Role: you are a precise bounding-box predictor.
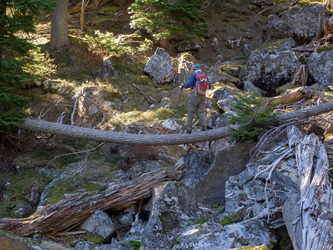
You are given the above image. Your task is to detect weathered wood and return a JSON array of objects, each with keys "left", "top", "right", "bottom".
[
  {"left": 21, "top": 101, "right": 333, "bottom": 146},
  {"left": 295, "top": 133, "right": 333, "bottom": 250},
  {"left": 0, "top": 170, "right": 179, "bottom": 237},
  {"left": 271, "top": 100, "right": 333, "bottom": 125},
  {"left": 266, "top": 87, "right": 306, "bottom": 107}
]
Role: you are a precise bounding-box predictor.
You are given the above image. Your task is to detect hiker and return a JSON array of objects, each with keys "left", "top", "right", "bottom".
[{"left": 181, "top": 64, "right": 212, "bottom": 134}]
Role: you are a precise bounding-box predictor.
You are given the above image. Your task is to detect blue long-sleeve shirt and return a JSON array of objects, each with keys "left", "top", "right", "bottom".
[{"left": 182, "top": 70, "right": 211, "bottom": 89}]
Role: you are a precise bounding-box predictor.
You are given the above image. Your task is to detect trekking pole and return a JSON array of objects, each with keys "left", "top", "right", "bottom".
[{"left": 178, "top": 85, "right": 183, "bottom": 102}]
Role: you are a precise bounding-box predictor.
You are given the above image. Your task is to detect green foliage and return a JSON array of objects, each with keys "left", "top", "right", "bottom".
[
  {"left": 107, "top": 106, "right": 185, "bottom": 130},
  {"left": 196, "top": 219, "right": 206, "bottom": 224},
  {"left": 219, "top": 218, "right": 232, "bottom": 226},
  {"left": 0, "top": 0, "right": 56, "bottom": 56},
  {"left": 0, "top": 168, "right": 52, "bottom": 218},
  {"left": 21, "top": 48, "right": 54, "bottom": 85},
  {"left": 0, "top": 59, "right": 28, "bottom": 132},
  {"left": 87, "top": 234, "right": 104, "bottom": 244},
  {"left": 129, "top": 240, "right": 141, "bottom": 250},
  {"left": 128, "top": 0, "right": 208, "bottom": 40},
  {"left": 0, "top": 0, "right": 56, "bottom": 133},
  {"left": 85, "top": 30, "right": 153, "bottom": 57},
  {"left": 226, "top": 94, "right": 276, "bottom": 143}
]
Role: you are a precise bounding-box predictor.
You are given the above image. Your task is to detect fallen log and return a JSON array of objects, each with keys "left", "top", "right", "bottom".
[
  {"left": 0, "top": 170, "right": 179, "bottom": 237},
  {"left": 265, "top": 86, "right": 310, "bottom": 107},
  {"left": 21, "top": 101, "right": 333, "bottom": 146}
]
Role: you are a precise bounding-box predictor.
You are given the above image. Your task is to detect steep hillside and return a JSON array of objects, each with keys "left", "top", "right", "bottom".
[{"left": 1, "top": 1, "right": 333, "bottom": 248}]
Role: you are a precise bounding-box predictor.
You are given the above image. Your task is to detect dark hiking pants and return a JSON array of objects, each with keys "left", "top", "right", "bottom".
[{"left": 187, "top": 91, "right": 207, "bottom": 130}]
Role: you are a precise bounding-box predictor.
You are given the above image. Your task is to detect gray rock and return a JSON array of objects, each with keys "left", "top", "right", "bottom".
[
  {"left": 81, "top": 210, "right": 116, "bottom": 241},
  {"left": 124, "top": 222, "right": 146, "bottom": 242},
  {"left": 262, "top": 4, "right": 327, "bottom": 45},
  {"left": 243, "top": 81, "right": 262, "bottom": 96},
  {"left": 283, "top": 192, "right": 302, "bottom": 250},
  {"left": 173, "top": 220, "right": 276, "bottom": 249},
  {"left": 188, "top": 143, "right": 254, "bottom": 205},
  {"left": 144, "top": 48, "right": 176, "bottom": 84},
  {"left": 140, "top": 182, "right": 199, "bottom": 250},
  {"left": 179, "top": 151, "right": 215, "bottom": 189},
  {"left": 95, "top": 59, "right": 118, "bottom": 80},
  {"left": 207, "top": 66, "right": 242, "bottom": 88},
  {"left": 216, "top": 94, "right": 238, "bottom": 112},
  {"left": 308, "top": 49, "right": 333, "bottom": 87},
  {"left": 240, "top": 38, "right": 299, "bottom": 96},
  {"left": 74, "top": 241, "right": 96, "bottom": 250}
]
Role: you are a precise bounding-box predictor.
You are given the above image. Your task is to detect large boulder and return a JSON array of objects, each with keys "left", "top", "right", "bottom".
[
  {"left": 80, "top": 210, "right": 116, "bottom": 242},
  {"left": 140, "top": 182, "right": 200, "bottom": 249},
  {"left": 240, "top": 38, "right": 299, "bottom": 96},
  {"left": 262, "top": 4, "right": 327, "bottom": 45},
  {"left": 179, "top": 143, "right": 254, "bottom": 205},
  {"left": 206, "top": 66, "right": 242, "bottom": 88},
  {"left": 144, "top": 48, "right": 176, "bottom": 84},
  {"left": 178, "top": 151, "right": 215, "bottom": 190},
  {"left": 211, "top": 83, "right": 242, "bottom": 113},
  {"left": 307, "top": 48, "right": 333, "bottom": 87},
  {"left": 173, "top": 220, "right": 276, "bottom": 249}
]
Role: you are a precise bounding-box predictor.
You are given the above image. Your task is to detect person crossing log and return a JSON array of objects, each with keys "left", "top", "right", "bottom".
[{"left": 21, "top": 101, "right": 333, "bottom": 146}]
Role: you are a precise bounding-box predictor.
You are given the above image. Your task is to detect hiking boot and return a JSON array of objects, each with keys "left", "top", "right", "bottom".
[
  {"left": 201, "top": 126, "right": 207, "bottom": 131},
  {"left": 186, "top": 129, "right": 192, "bottom": 134}
]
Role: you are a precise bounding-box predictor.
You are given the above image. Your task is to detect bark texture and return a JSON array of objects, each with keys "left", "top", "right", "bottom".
[
  {"left": 50, "top": 0, "right": 69, "bottom": 49},
  {"left": 21, "top": 101, "right": 333, "bottom": 145},
  {"left": 295, "top": 133, "right": 333, "bottom": 250},
  {"left": 0, "top": 170, "right": 179, "bottom": 237}
]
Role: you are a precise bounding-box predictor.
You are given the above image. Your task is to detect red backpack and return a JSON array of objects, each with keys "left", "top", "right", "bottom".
[{"left": 195, "top": 72, "right": 208, "bottom": 95}]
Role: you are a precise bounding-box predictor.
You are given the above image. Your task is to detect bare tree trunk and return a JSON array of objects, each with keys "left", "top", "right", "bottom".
[
  {"left": 80, "top": 0, "right": 88, "bottom": 31},
  {"left": 295, "top": 133, "right": 333, "bottom": 249},
  {"left": 0, "top": 170, "right": 179, "bottom": 237},
  {"left": 50, "top": 0, "right": 69, "bottom": 49}
]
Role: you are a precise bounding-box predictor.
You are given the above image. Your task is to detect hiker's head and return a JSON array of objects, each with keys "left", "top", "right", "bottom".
[{"left": 193, "top": 64, "right": 201, "bottom": 71}]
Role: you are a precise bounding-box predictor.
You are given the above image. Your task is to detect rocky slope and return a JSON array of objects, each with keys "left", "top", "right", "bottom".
[{"left": 1, "top": 0, "right": 333, "bottom": 249}]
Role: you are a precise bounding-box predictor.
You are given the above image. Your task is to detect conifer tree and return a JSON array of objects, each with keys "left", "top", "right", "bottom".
[
  {"left": 0, "top": 0, "right": 56, "bottom": 132},
  {"left": 226, "top": 94, "right": 276, "bottom": 143},
  {"left": 128, "top": 0, "right": 208, "bottom": 40}
]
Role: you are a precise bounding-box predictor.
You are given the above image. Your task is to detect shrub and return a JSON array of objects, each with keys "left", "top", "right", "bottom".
[{"left": 226, "top": 94, "right": 276, "bottom": 143}]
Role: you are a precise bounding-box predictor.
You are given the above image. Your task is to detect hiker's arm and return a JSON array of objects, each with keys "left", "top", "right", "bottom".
[{"left": 182, "top": 73, "right": 196, "bottom": 89}]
